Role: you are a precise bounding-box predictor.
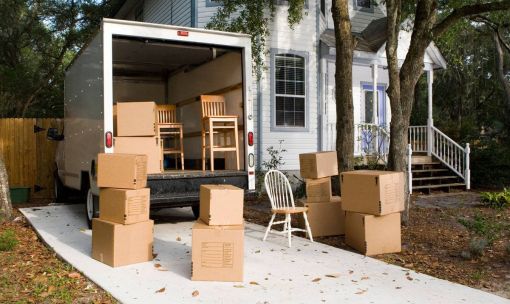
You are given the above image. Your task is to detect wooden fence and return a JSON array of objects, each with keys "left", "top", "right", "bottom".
[{"left": 0, "top": 118, "right": 63, "bottom": 199}]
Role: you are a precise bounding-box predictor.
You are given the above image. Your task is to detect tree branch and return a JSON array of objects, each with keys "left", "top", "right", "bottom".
[{"left": 433, "top": 1, "right": 510, "bottom": 37}]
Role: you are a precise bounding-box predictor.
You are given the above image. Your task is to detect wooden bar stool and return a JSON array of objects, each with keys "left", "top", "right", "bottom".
[
  {"left": 156, "top": 104, "right": 184, "bottom": 171},
  {"left": 200, "top": 95, "right": 239, "bottom": 171}
]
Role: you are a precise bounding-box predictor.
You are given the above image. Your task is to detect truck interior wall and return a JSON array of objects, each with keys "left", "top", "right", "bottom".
[
  {"left": 113, "top": 78, "right": 166, "bottom": 104},
  {"left": 167, "top": 52, "right": 245, "bottom": 170},
  {"left": 63, "top": 32, "right": 104, "bottom": 189}
]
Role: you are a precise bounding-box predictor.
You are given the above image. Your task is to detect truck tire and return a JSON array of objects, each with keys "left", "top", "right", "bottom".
[
  {"left": 85, "top": 188, "right": 99, "bottom": 229},
  {"left": 191, "top": 204, "right": 200, "bottom": 219},
  {"left": 54, "top": 170, "right": 67, "bottom": 203}
]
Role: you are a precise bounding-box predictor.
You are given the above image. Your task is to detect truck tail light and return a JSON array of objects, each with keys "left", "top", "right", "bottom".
[
  {"left": 248, "top": 132, "right": 254, "bottom": 146},
  {"left": 177, "top": 30, "right": 189, "bottom": 37},
  {"left": 105, "top": 131, "right": 113, "bottom": 148}
]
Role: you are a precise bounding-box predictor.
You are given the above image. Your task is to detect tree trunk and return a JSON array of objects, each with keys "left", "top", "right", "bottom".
[
  {"left": 331, "top": 0, "right": 355, "bottom": 181},
  {"left": 493, "top": 30, "right": 510, "bottom": 109},
  {"left": 0, "top": 154, "right": 12, "bottom": 224}
]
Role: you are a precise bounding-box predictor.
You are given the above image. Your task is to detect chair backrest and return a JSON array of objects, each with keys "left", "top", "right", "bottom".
[
  {"left": 264, "top": 170, "right": 295, "bottom": 210},
  {"left": 200, "top": 95, "right": 226, "bottom": 118},
  {"left": 156, "top": 104, "right": 177, "bottom": 124}
]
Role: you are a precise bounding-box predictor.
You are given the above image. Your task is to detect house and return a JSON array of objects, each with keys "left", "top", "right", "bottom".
[{"left": 110, "top": 0, "right": 470, "bottom": 192}]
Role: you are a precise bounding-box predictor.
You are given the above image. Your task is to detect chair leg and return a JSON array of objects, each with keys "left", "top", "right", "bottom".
[
  {"left": 209, "top": 120, "right": 214, "bottom": 171},
  {"left": 263, "top": 213, "right": 276, "bottom": 242},
  {"left": 302, "top": 212, "right": 314, "bottom": 243},
  {"left": 286, "top": 213, "right": 292, "bottom": 248},
  {"left": 234, "top": 121, "right": 239, "bottom": 170},
  {"left": 180, "top": 126, "right": 184, "bottom": 170},
  {"left": 201, "top": 124, "right": 206, "bottom": 171}
]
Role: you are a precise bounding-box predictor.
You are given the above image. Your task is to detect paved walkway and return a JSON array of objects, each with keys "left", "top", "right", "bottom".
[{"left": 20, "top": 205, "right": 509, "bottom": 304}]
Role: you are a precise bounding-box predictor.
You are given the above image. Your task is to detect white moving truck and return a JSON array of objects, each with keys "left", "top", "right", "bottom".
[{"left": 49, "top": 19, "right": 256, "bottom": 226}]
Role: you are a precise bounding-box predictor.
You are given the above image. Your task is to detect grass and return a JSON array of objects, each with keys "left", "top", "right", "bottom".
[
  {"left": 0, "top": 229, "right": 17, "bottom": 251},
  {"left": 458, "top": 213, "right": 505, "bottom": 244}
]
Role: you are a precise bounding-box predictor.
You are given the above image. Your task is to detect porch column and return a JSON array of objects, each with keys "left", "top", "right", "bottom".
[
  {"left": 372, "top": 63, "right": 378, "bottom": 125},
  {"left": 427, "top": 69, "right": 434, "bottom": 156}
]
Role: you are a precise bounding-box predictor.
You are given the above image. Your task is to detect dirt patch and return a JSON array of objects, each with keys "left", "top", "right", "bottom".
[
  {"left": 0, "top": 208, "right": 117, "bottom": 303},
  {"left": 245, "top": 193, "right": 510, "bottom": 299}
]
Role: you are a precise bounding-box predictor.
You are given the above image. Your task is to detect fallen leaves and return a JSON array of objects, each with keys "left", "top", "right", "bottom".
[
  {"left": 176, "top": 236, "right": 182, "bottom": 241},
  {"left": 312, "top": 278, "right": 321, "bottom": 282},
  {"left": 249, "top": 281, "right": 259, "bottom": 285},
  {"left": 68, "top": 272, "right": 81, "bottom": 279},
  {"left": 325, "top": 274, "right": 340, "bottom": 278},
  {"left": 192, "top": 290, "right": 199, "bottom": 297}
]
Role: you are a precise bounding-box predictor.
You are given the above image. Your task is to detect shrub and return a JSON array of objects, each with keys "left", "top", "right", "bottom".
[
  {"left": 0, "top": 229, "right": 18, "bottom": 251},
  {"left": 480, "top": 188, "right": 510, "bottom": 209},
  {"left": 468, "top": 237, "right": 488, "bottom": 257},
  {"left": 256, "top": 140, "right": 288, "bottom": 196},
  {"left": 458, "top": 213, "right": 504, "bottom": 244}
]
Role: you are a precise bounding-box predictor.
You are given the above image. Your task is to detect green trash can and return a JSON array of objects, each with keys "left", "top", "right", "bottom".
[{"left": 9, "top": 187, "right": 31, "bottom": 204}]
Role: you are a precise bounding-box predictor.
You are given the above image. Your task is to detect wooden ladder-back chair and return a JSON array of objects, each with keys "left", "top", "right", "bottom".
[
  {"left": 200, "top": 95, "right": 239, "bottom": 171},
  {"left": 156, "top": 104, "right": 184, "bottom": 170},
  {"left": 263, "top": 170, "right": 313, "bottom": 247}
]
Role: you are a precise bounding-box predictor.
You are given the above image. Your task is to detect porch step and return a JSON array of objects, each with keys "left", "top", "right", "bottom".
[
  {"left": 411, "top": 155, "right": 434, "bottom": 164},
  {"left": 412, "top": 183, "right": 465, "bottom": 190},
  {"left": 412, "top": 175, "right": 457, "bottom": 181},
  {"left": 412, "top": 168, "right": 449, "bottom": 173}
]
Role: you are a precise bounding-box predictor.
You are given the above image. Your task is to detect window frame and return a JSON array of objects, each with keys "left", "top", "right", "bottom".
[
  {"left": 205, "top": 0, "right": 222, "bottom": 7},
  {"left": 353, "top": 0, "right": 374, "bottom": 13},
  {"left": 270, "top": 49, "right": 309, "bottom": 132}
]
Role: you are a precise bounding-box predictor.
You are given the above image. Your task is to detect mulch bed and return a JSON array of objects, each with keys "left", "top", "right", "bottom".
[
  {"left": 0, "top": 208, "right": 117, "bottom": 304},
  {"left": 245, "top": 193, "right": 510, "bottom": 299}
]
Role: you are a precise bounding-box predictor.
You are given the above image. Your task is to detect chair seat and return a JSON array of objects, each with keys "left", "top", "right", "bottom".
[{"left": 271, "top": 207, "right": 308, "bottom": 214}]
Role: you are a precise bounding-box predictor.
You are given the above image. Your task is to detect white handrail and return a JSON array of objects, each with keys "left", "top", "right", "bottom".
[
  {"left": 408, "top": 125, "right": 427, "bottom": 153},
  {"left": 407, "top": 144, "right": 413, "bottom": 194}
]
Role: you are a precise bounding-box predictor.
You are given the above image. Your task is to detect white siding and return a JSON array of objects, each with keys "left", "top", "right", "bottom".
[
  {"left": 196, "top": 0, "right": 219, "bottom": 28},
  {"left": 144, "top": 0, "right": 192, "bottom": 27}
]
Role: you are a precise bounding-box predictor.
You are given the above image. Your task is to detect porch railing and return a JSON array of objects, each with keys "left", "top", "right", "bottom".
[
  {"left": 408, "top": 125, "right": 471, "bottom": 190},
  {"left": 355, "top": 123, "right": 390, "bottom": 160}
]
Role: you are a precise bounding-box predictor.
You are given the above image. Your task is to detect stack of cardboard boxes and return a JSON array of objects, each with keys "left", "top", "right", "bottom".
[
  {"left": 341, "top": 170, "right": 404, "bottom": 256},
  {"left": 191, "top": 184, "right": 244, "bottom": 282},
  {"left": 92, "top": 153, "right": 154, "bottom": 267},
  {"left": 298, "top": 151, "right": 345, "bottom": 237},
  {"left": 114, "top": 101, "right": 162, "bottom": 173}
]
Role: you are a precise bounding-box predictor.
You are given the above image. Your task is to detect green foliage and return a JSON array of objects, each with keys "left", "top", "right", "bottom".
[
  {"left": 256, "top": 140, "right": 288, "bottom": 195},
  {"left": 468, "top": 237, "right": 488, "bottom": 257},
  {"left": 0, "top": 229, "right": 18, "bottom": 251},
  {"left": 458, "top": 213, "right": 504, "bottom": 244},
  {"left": 206, "top": 0, "right": 306, "bottom": 78},
  {"left": 0, "top": 0, "right": 116, "bottom": 117},
  {"left": 480, "top": 188, "right": 510, "bottom": 209}
]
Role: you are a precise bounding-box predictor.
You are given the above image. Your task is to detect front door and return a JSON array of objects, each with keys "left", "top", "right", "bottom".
[
  {"left": 360, "top": 84, "right": 387, "bottom": 154},
  {"left": 323, "top": 61, "right": 337, "bottom": 151}
]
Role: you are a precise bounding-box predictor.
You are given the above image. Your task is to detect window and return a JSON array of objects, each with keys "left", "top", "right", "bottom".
[
  {"left": 206, "top": 0, "right": 221, "bottom": 7},
  {"left": 363, "top": 90, "right": 374, "bottom": 123},
  {"left": 320, "top": 0, "right": 326, "bottom": 16},
  {"left": 354, "top": 0, "right": 373, "bottom": 12},
  {"left": 274, "top": 53, "right": 306, "bottom": 128}
]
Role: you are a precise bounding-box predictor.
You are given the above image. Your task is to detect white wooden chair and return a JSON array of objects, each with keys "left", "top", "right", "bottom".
[{"left": 263, "top": 170, "right": 313, "bottom": 247}]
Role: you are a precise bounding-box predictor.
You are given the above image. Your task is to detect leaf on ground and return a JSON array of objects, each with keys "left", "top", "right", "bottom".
[
  {"left": 322, "top": 251, "right": 328, "bottom": 254},
  {"left": 68, "top": 272, "right": 81, "bottom": 279},
  {"left": 355, "top": 289, "right": 367, "bottom": 295},
  {"left": 155, "top": 287, "right": 166, "bottom": 293},
  {"left": 361, "top": 276, "right": 369, "bottom": 280},
  {"left": 255, "top": 250, "right": 261, "bottom": 253},
  {"left": 406, "top": 276, "right": 414, "bottom": 281},
  {"left": 40, "top": 291, "right": 50, "bottom": 298},
  {"left": 312, "top": 277, "right": 321, "bottom": 282},
  {"left": 47, "top": 285, "right": 56, "bottom": 294},
  {"left": 348, "top": 270, "right": 354, "bottom": 274},
  {"left": 249, "top": 281, "right": 259, "bottom": 285},
  {"left": 154, "top": 263, "right": 162, "bottom": 268},
  {"left": 233, "top": 285, "right": 244, "bottom": 288},
  {"left": 192, "top": 290, "right": 199, "bottom": 297},
  {"left": 176, "top": 236, "right": 182, "bottom": 241},
  {"left": 325, "top": 274, "right": 340, "bottom": 278}
]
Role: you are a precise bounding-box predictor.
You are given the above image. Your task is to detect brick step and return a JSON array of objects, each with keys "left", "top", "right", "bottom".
[
  {"left": 412, "top": 175, "right": 458, "bottom": 181},
  {"left": 413, "top": 183, "right": 465, "bottom": 190}
]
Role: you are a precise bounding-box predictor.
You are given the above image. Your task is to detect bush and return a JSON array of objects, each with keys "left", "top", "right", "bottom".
[
  {"left": 468, "top": 237, "right": 488, "bottom": 257},
  {"left": 0, "top": 229, "right": 18, "bottom": 251},
  {"left": 458, "top": 213, "right": 504, "bottom": 244},
  {"left": 471, "top": 140, "right": 510, "bottom": 188},
  {"left": 256, "top": 140, "right": 288, "bottom": 197},
  {"left": 480, "top": 188, "right": 510, "bottom": 209}
]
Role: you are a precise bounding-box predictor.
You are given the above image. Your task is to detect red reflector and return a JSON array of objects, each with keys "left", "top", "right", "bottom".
[
  {"left": 105, "top": 131, "right": 113, "bottom": 148},
  {"left": 177, "top": 30, "right": 189, "bottom": 37},
  {"left": 248, "top": 132, "right": 254, "bottom": 146},
  {"left": 249, "top": 171, "right": 255, "bottom": 175}
]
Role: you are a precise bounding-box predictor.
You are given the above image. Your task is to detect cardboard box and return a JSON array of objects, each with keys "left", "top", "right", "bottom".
[
  {"left": 97, "top": 153, "right": 147, "bottom": 189},
  {"left": 340, "top": 170, "right": 405, "bottom": 215},
  {"left": 299, "top": 151, "right": 338, "bottom": 179},
  {"left": 298, "top": 197, "right": 345, "bottom": 237},
  {"left": 92, "top": 218, "right": 154, "bottom": 267},
  {"left": 99, "top": 188, "right": 150, "bottom": 225},
  {"left": 116, "top": 101, "right": 156, "bottom": 136},
  {"left": 345, "top": 212, "right": 401, "bottom": 256},
  {"left": 191, "top": 220, "right": 244, "bottom": 282},
  {"left": 200, "top": 185, "right": 244, "bottom": 226},
  {"left": 114, "top": 137, "right": 162, "bottom": 174},
  {"left": 305, "top": 177, "right": 332, "bottom": 203}
]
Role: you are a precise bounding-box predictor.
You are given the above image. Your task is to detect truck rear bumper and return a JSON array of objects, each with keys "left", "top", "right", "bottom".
[{"left": 147, "top": 170, "right": 254, "bottom": 208}]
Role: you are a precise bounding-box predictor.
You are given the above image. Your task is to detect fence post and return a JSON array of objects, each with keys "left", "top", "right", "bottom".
[
  {"left": 407, "top": 143, "right": 413, "bottom": 194},
  {"left": 465, "top": 143, "right": 470, "bottom": 190}
]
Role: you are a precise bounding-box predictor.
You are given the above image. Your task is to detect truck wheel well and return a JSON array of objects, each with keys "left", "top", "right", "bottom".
[{"left": 80, "top": 171, "right": 90, "bottom": 193}]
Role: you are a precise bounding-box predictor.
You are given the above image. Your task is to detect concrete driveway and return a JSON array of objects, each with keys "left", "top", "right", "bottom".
[{"left": 20, "top": 205, "right": 509, "bottom": 304}]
